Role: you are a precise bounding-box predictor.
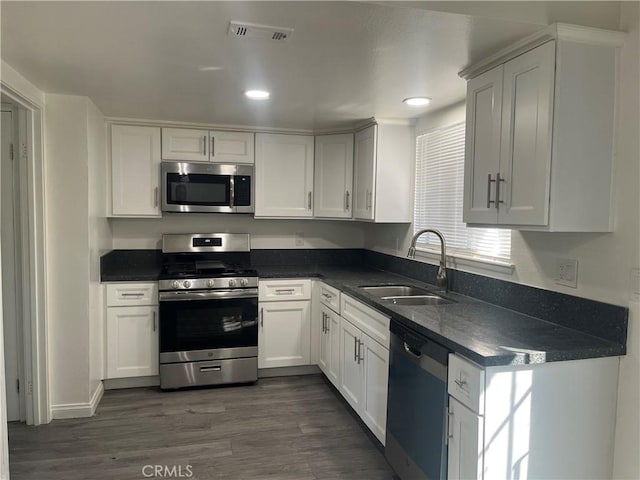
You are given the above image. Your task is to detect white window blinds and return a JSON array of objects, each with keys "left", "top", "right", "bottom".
[{"left": 414, "top": 122, "right": 511, "bottom": 260}]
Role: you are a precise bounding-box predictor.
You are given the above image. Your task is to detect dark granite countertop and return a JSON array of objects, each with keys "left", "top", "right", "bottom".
[
  {"left": 101, "top": 251, "right": 626, "bottom": 367},
  {"left": 258, "top": 266, "right": 625, "bottom": 367}
]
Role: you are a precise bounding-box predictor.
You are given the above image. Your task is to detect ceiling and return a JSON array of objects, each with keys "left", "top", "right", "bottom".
[{"left": 0, "top": 1, "right": 622, "bottom": 130}]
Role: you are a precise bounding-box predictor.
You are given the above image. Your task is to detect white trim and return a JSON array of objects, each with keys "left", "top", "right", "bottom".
[
  {"left": 89, "top": 382, "right": 104, "bottom": 416},
  {"left": 0, "top": 61, "right": 45, "bottom": 108},
  {"left": 415, "top": 246, "right": 515, "bottom": 276},
  {"left": 459, "top": 23, "right": 626, "bottom": 80}
]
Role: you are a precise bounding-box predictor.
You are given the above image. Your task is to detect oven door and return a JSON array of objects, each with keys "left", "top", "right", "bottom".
[
  {"left": 158, "top": 289, "right": 258, "bottom": 363},
  {"left": 161, "top": 162, "right": 254, "bottom": 213}
]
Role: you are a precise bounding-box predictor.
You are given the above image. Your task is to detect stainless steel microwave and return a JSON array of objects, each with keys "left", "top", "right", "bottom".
[{"left": 161, "top": 161, "right": 254, "bottom": 213}]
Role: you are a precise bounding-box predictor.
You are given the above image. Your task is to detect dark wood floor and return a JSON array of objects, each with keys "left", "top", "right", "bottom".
[{"left": 8, "top": 375, "right": 395, "bottom": 480}]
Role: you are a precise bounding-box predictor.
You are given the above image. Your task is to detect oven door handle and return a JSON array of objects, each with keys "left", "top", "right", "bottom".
[{"left": 159, "top": 289, "right": 258, "bottom": 302}]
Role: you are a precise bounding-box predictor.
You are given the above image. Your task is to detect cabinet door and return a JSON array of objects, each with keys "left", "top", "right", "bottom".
[
  {"left": 255, "top": 133, "right": 314, "bottom": 217},
  {"left": 258, "top": 301, "right": 311, "bottom": 368},
  {"left": 106, "top": 306, "right": 159, "bottom": 378},
  {"left": 111, "top": 125, "right": 162, "bottom": 217},
  {"left": 161, "top": 128, "right": 209, "bottom": 162},
  {"left": 353, "top": 125, "right": 376, "bottom": 220},
  {"left": 462, "top": 66, "right": 502, "bottom": 225},
  {"left": 447, "top": 397, "right": 484, "bottom": 480},
  {"left": 339, "top": 318, "right": 364, "bottom": 412},
  {"left": 210, "top": 131, "right": 254, "bottom": 164},
  {"left": 327, "top": 310, "right": 341, "bottom": 387},
  {"left": 498, "top": 41, "right": 555, "bottom": 226},
  {"left": 314, "top": 134, "right": 354, "bottom": 218},
  {"left": 361, "top": 333, "right": 389, "bottom": 445},
  {"left": 318, "top": 305, "right": 331, "bottom": 377}
]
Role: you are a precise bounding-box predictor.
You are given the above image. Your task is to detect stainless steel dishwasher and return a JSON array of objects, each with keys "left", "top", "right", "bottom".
[{"left": 386, "top": 320, "right": 450, "bottom": 480}]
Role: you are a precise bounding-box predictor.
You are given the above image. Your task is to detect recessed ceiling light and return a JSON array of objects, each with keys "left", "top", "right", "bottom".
[
  {"left": 245, "top": 90, "right": 270, "bottom": 100},
  {"left": 403, "top": 97, "right": 431, "bottom": 107},
  {"left": 198, "top": 66, "right": 224, "bottom": 72}
]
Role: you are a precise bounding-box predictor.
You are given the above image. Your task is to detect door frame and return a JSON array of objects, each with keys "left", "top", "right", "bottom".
[{"left": 0, "top": 81, "right": 50, "bottom": 428}]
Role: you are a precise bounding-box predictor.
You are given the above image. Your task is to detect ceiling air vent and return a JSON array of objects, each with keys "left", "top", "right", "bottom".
[{"left": 228, "top": 21, "right": 294, "bottom": 42}]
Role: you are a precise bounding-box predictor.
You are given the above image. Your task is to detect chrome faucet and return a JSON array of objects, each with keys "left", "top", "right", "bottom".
[{"left": 407, "top": 229, "right": 448, "bottom": 293}]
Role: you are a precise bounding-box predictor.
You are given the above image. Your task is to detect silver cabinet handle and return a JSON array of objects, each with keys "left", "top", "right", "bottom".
[
  {"left": 357, "top": 339, "right": 363, "bottom": 364},
  {"left": 325, "top": 313, "right": 330, "bottom": 333},
  {"left": 454, "top": 378, "right": 468, "bottom": 389},
  {"left": 275, "top": 288, "right": 295, "bottom": 295},
  {"left": 154, "top": 186, "right": 159, "bottom": 207},
  {"left": 152, "top": 311, "right": 156, "bottom": 332},
  {"left": 487, "top": 174, "right": 495, "bottom": 208},
  {"left": 496, "top": 172, "right": 505, "bottom": 209},
  {"left": 322, "top": 293, "right": 332, "bottom": 299},
  {"left": 322, "top": 312, "right": 326, "bottom": 333},
  {"left": 210, "top": 136, "right": 215, "bottom": 158},
  {"left": 354, "top": 336, "right": 358, "bottom": 362},
  {"left": 447, "top": 408, "right": 454, "bottom": 442},
  {"left": 345, "top": 191, "right": 350, "bottom": 211},
  {"left": 366, "top": 190, "right": 373, "bottom": 210},
  {"left": 203, "top": 135, "right": 207, "bottom": 156},
  {"left": 260, "top": 307, "right": 264, "bottom": 327},
  {"left": 308, "top": 191, "right": 312, "bottom": 210},
  {"left": 121, "top": 292, "right": 144, "bottom": 297}
]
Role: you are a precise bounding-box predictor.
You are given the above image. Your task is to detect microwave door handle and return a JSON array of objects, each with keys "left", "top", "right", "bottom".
[{"left": 229, "top": 176, "right": 235, "bottom": 208}]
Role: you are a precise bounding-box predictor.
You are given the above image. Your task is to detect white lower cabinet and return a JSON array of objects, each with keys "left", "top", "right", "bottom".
[
  {"left": 258, "top": 301, "right": 311, "bottom": 368},
  {"left": 105, "top": 283, "right": 159, "bottom": 379},
  {"left": 338, "top": 316, "right": 389, "bottom": 445},
  {"left": 258, "top": 279, "right": 312, "bottom": 369},
  {"left": 447, "top": 353, "right": 621, "bottom": 479},
  {"left": 318, "top": 304, "right": 340, "bottom": 387},
  {"left": 447, "top": 397, "right": 484, "bottom": 480}
]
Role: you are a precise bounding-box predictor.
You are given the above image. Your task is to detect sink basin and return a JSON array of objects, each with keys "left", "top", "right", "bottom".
[
  {"left": 382, "top": 295, "right": 454, "bottom": 306},
  {"left": 359, "top": 284, "right": 432, "bottom": 297}
]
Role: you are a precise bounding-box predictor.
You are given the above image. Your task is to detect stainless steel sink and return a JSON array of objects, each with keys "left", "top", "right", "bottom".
[
  {"left": 382, "top": 295, "right": 454, "bottom": 306},
  {"left": 359, "top": 285, "right": 432, "bottom": 297}
]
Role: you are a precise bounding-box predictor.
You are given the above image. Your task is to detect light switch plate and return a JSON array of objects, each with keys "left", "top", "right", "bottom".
[{"left": 555, "top": 258, "right": 578, "bottom": 288}]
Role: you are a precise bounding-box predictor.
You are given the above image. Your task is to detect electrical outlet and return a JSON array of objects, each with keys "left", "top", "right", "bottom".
[
  {"left": 555, "top": 258, "right": 578, "bottom": 288},
  {"left": 295, "top": 232, "right": 304, "bottom": 247}
]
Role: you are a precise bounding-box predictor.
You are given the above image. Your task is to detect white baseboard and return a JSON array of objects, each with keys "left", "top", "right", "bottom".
[{"left": 51, "top": 382, "right": 104, "bottom": 419}]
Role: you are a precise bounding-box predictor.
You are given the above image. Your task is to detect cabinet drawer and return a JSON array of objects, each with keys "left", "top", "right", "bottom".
[
  {"left": 259, "top": 279, "right": 311, "bottom": 301},
  {"left": 106, "top": 283, "right": 158, "bottom": 307},
  {"left": 319, "top": 282, "right": 340, "bottom": 313},
  {"left": 340, "top": 294, "right": 389, "bottom": 348},
  {"left": 448, "top": 354, "right": 485, "bottom": 414}
]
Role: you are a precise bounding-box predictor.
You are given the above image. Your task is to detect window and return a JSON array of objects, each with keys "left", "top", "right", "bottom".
[{"left": 414, "top": 122, "right": 511, "bottom": 262}]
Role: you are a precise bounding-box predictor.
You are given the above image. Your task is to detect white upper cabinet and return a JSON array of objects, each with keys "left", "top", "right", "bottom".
[
  {"left": 462, "top": 24, "right": 624, "bottom": 231},
  {"left": 110, "top": 125, "right": 162, "bottom": 217},
  {"left": 255, "top": 133, "right": 314, "bottom": 218},
  {"left": 314, "top": 133, "right": 354, "bottom": 219},
  {"left": 353, "top": 123, "right": 413, "bottom": 223},
  {"left": 162, "top": 127, "right": 254, "bottom": 164}
]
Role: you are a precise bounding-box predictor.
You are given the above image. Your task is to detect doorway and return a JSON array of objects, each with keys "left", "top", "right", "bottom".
[{"left": 1, "top": 102, "right": 25, "bottom": 423}]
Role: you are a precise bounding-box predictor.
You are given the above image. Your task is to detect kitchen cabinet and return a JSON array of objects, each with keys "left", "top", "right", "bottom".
[
  {"left": 162, "top": 128, "right": 254, "bottom": 164},
  {"left": 258, "top": 279, "right": 312, "bottom": 368},
  {"left": 105, "top": 283, "right": 159, "bottom": 379},
  {"left": 446, "top": 353, "right": 620, "bottom": 479},
  {"left": 338, "top": 294, "right": 389, "bottom": 444},
  {"left": 255, "top": 133, "right": 314, "bottom": 218},
  {"left": 462, "top": 25, "right": 624, "bottom": 231},
  {"left": 314, "top": 133, "right": 354, "bottom": 219},
  {"left": 110, "top": 125, "right": 162, "bottom": 217},
  {"left": 318, "top": 282, "right": 341, "bottom": 387},
  {"left": 353, "top": 123, "right": 413, "bottom": 223}
]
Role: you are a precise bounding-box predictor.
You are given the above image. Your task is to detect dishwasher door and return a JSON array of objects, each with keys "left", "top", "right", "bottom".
[{"left": 386, "top": 321, "right": 449, "bottom": 480}]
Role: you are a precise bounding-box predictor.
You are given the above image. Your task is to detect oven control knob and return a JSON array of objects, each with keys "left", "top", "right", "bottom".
[
  {"left": 240, "top": 278, "right": 248, "bottom": 287},
  {"left": 207, "top": 279, "right": 215, "bottom": 288},
  {"left": 228, "top": 279, "right": 237, "bottom": 288},
  {"left": 171, "top": 281, "right": 180, "bottom": 289},
  {"left": 183, "top": 280, "right": 191, "bottom": 289}
]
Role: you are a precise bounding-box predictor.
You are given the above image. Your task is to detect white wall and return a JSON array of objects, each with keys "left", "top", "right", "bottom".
[
  {"left": 111, "top": 216, "right": 365, "bottom": 250},
  {"left": 45, "top": 94, "right": 110, "bottom": 411}
]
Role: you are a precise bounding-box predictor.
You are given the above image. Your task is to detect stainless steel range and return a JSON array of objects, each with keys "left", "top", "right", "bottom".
[{"left": 158, "top": 233, "right": 258, "bottom": 389}]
